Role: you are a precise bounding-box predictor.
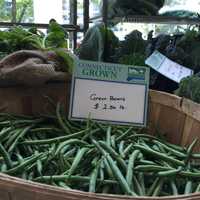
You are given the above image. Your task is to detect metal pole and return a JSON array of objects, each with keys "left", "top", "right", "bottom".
[
  {"left": 102, "top": 0, "right": 108, "bottom": 61},
  {"left": 83, "top": 0, "right": 89, "bottom": 34},
  {"left": 12, "top": 0, "right": 17, "bottom": 23},
  {"left": 102, "top": 0, "right": 108, "bottom": 26},
  {"left": 70, "top": 0, "right": 77, "bottom": 49}
]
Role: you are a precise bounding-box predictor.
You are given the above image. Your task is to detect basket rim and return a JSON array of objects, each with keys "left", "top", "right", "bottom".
[{"left": 0, "top": 173, "right": 199, "bottom": 200}]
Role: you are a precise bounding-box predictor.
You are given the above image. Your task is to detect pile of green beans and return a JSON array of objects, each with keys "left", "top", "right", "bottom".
[{"left": 0, "top": 103, "right": 200, "bottom": 197}]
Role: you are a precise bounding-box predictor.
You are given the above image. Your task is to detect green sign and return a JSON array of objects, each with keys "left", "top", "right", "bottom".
[{"left": 69, "top": 60, "right": 149, "bottom": 126}]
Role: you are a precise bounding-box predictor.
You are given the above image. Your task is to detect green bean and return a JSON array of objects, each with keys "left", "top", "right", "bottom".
[
  {"left": 89, "top": 164, "right": 99, "bottom": 193},
  {"left": 82, "top": 127, "right": 100, "bottom": 141},
  {"left": 23, "top": 153, "right": 48, "bottom": 172},
  {"left": 119, "top": 141, "right": 125, "bottom": 158},
  {"left": 63, "top": 118, "right": 77, "bottom": 132},
  {"left": 192, "top": 153, "right": 200, "bottom": 159},
  {"left": 5, "top": 128, "right": 22, "bottom": 148},
  {"left": 66, "top": 147, "right": 89, "bottom": 177},
  {"left": 16, "top": 154, "right": 27, "bottom": 179},
  {"left": 170, "top": 180, "right": 178, "bottom": 195},
  {"left": 55, "top": 139, "right": 88, "bottom": 155},
  {"left": 195, "top": 183, "right": 200, "bottom": 193},
  {"left": 179, "top": 171, "right": 200, "bottom": 178},
  {"left": 94, "top": 122, "right": 106, "bottom": 132},
  {"left": 130, "top": 134, "right": 186, "bottom": 152},
  {"left": 99, "top": 141, "right": 127, "bottom": 171},
  {"left": 8, "top": 126, "right": 32, "bottom": 153},
  {"left": 135, "top": 165, "right": 171, "bottom": 172},
  {"left": 60, "top": 145, "right": 70, "bottom": 154},
  {"left": 56, "top": 103, "right": 71, "bottom": 134},
  {"left": 58, "top": 182, "right": 71, "bottom": 190},
  {"left": 185, "top": 138, "right": 198, "bottom": 164},
  {"left": 106, "top": 126, "right": 111, "bottom": 147},
  {"left": 111, "top": 135, "right": 116, "bottom": 149},
  {"left": 0, "top": 143, "right": 12, "bottom": 169},
  {"left": 152, "top": 144, "right": 161, "bottom": 152},
  {"left": 63, "top": 148, "right": 77, "bottom": 159},
  {"left": 138, "top": 173, "right": 145, "bottom": 195},
  {"left": 1, "top": 164, "right": 7, "bottom": 171},
  {"left": 137, "top": 160, "right": 156, "bottom": 165},
  {"left": 152, "top": 179, "right": 163, "bottom": 197},
  {"left": 133, "top": 175, "right": 143, "bottom": 196},
  {"left": 35, "top": 175, "right": 118, "bottom": 185},
  {"left": 153, "top": 140, "right": 186, "bottom": 158},
  {"left": 103, "top": 158, "right": 114, "bottom": 179},
  {"left": 134, "top": 144, "right": 185, "bottom": 166},
  {"left": 126, "top": 150, "right": 140, "bottom": 188},
  {"left": 123, "top": 144, "right": 133, "bottom": 157},
  {"left": 5, "top": 153, "right": 43, "bottom": 175},
  {"left": 91, "top": 157, "right": 98, "bottom": 167},
  {"left": 157, "top": 167, "right": 182, "bottom": 177},
  {"left": 35, "top": 151, "right": 42, "bottom": 175},
  {"left": 100, "top": 160, "right": 104, "bottom": 181},
  {"left": 147, "top": 178, "right": 160, "bottom": 196},
  {"left": 184, "top": 180, "right": 193, "bottom": 194},
  {"left": 116, "top": 127, "right": 134, "bottom": 142},
  {"left": 21, "top": 129, "right": 89, "bottom": 145},
  {"left": 106, "top": 154, "right": 136, "bottom": 196},
  {"left": 30, "top": 127, "right": 62, "bottom": 133},
  {"left": 28, "top": 171, "right": 34, "bottom": 180},
  {"left": 0, "top": 127, "right": 12, "bottom": 140}
]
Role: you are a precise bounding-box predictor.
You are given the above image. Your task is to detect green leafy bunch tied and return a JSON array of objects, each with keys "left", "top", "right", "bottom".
[
  {"left": 46, "top": 20, "right": 68, "bottom": 49},
  {"left": 176, "top": 75, "right": 200, "bottom": 103}
]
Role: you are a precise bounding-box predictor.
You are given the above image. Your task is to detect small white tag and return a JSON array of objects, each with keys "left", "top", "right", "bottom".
[{"left": 145, "top": 51, "right": 193, "bottom": 83}]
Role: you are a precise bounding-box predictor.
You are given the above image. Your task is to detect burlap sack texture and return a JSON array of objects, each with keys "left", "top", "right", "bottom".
[{"left": 0, "top": 50, "right": 69, "bottom": 86}]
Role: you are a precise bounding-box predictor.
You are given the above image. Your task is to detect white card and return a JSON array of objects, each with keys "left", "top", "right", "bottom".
[{"left": 145, "top": 51, "right": 193, "bottom": 83}]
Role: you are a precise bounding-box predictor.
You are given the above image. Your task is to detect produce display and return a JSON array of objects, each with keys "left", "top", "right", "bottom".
[
  {"left": 78, "top": 25, "right": 200, "bottom": 102},
  {"left": 0, "top": 104, "right": 200, "bottom": 197}
]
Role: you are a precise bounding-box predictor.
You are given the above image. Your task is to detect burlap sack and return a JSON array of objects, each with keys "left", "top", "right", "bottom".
[{"left": 0, "top": 50, "right": 68, "bottom": 86}]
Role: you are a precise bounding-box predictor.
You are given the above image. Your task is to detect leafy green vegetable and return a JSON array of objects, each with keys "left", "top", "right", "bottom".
[
  {"left": 119, "top": 53, "right": 146, "bottom": 66},
  {"left": 54, "top": 49, "right": 75, "bottom": 73},
  {"left": 77, "top": 24, "right": 119, "bottom": 62},
  {"left": 176, "top": 75, "right": 200, "bottom": 103},
  {"left": 0, "top": 23, "right": 69, "bottom": 60},
  {"left": 45, "top": 21, "right": 68, "bottom": 49}
]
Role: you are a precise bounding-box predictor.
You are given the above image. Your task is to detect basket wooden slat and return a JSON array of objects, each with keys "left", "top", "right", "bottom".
[{"left": 0, "top": 83, "right": 200, "bottom": 200}]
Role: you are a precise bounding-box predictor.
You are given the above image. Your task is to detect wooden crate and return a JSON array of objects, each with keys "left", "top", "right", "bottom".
[{"left": 0, "top": 84, "right": 200, "bottom": 200}]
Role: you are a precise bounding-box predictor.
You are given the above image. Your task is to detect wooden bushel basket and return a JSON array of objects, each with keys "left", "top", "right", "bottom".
[{"left": 0, "top": 83, "right": 200, "bottom": 200}]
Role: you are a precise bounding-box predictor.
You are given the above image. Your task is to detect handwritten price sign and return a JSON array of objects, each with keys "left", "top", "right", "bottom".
[{"left": 69, "top": 60, "right": 149, "bottom": 126}]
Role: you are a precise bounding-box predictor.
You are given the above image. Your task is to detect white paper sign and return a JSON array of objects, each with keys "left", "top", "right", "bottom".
[
  {"left": 145, "top": 51, "right": 193, "bottom": 83},
  {"left": 69, "top": 60, "right": 150, "bottom": 126}
]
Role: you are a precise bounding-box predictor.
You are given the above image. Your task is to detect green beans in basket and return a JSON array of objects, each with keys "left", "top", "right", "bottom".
[{"left": 0, "top": 104, "right": 200, "bottom": 197}]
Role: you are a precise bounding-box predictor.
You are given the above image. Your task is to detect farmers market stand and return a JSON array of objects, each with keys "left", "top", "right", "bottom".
[
  {"left": 1, "top": 1, "right": 200, "bottom": 199},
  {"left": 0, "top": 83, "right": 200, "bottom": 200}
]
